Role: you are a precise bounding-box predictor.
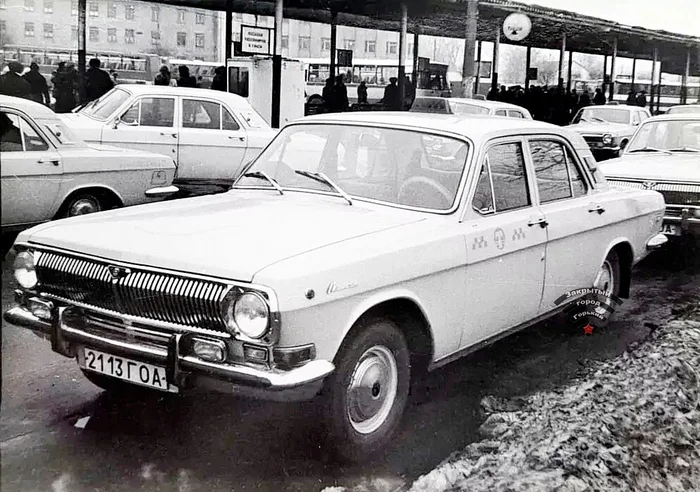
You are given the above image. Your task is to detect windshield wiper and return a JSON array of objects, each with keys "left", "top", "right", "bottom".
[
  {"left": 243, "top": 171, "right": 284, "bottom": 195},
  {"left": 294, "top": 170, "right": 353, "bottom": 206},
  {"left": 627, "top": 147, "right": 673, "bottom": 155},
  {"left": 668, "top": 147, "right": 700, "bottom": 153},
  {"left": 590, "top": 116, "right": 607, "bottom": 123}
]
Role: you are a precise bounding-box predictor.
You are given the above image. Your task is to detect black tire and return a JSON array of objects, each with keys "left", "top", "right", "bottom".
[
  {"left": 60, "top": 193, "right": 104, "bottom": 219},
  {"left": 323, "top": 318, "right": 410, "bottom": 462}
]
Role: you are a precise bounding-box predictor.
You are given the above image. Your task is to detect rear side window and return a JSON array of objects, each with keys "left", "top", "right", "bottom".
[
  {"left": 508, "top": 110, "right": 525, "bottom": 119},
  {"left": 530, "top": 140, "right": 588, "bottom": 202},
  {"left": 495, "top": 109, "right": 507, "bottom": 117}
]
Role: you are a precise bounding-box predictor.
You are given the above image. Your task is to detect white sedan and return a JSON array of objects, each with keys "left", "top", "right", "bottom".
[
  {"left": 569, "top": 105, "right": 651, "bottom": 159},
  {"left": 61, "top": 85, "right": 278, "bottom": 190},
  {"left": 1, "top": 95, "right": 176, "bottom": 235},
  {"left": 410, "top": 97, "right": 533, "bottom": 119},
  {"left": 5, "top": 113, "right": 667, "bottom": 462}
]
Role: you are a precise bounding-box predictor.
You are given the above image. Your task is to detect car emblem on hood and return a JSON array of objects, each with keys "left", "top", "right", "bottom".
[
  {"left": 108, "top": 265, "right": 130, "bottom": 279},
  {"left": 642, "top": 181, "right": 657, "bottom": 190}
]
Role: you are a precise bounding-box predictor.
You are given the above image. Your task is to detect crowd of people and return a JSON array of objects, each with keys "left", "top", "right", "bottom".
[{"left": 314, "top": 74, "right": 416, "bottom": 113}]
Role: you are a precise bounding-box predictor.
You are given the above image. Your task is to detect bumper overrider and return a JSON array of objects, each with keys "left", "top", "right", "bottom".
[{"left": 4, "top": 296, "right": 334, "bottom": 402}]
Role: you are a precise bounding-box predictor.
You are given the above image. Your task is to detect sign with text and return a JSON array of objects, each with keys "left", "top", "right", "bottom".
[{"left": 241, "top": 25, "right": 272, "bottom": 55}]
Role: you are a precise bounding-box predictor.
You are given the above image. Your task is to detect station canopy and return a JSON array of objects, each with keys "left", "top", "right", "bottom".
[{"left": 155, "top": 0, "right": 700, "bottom": 75}]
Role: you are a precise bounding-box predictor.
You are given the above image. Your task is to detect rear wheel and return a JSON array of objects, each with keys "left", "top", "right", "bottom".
[
  {"left": 323, "top": 318, "right": 410, "bottom": 462},
  {"left": 62, "top": 193, "right": 103, "bottom": 218},
  {"left": 594, "top": 249, "right": 621, "bottom": 297}
]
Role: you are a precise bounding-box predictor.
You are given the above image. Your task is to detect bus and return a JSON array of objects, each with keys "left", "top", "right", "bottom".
[
  {"left": 590, "top": 75, "right": 700, "bottom": 112},
  {"left": 300, "top": 57, "right": 451, "bottom": 104}
]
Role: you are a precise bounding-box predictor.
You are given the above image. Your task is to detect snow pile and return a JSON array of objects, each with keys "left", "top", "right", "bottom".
[{"left": 410, "top": 318, "right": 700, "bottom": 492}]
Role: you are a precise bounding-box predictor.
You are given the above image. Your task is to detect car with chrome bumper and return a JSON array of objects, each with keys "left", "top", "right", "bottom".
[
  {"left": 569, "top": 105, "right": 651, "bottom": 160},
  {"left": 600, "top": 113, "right": 700, "bottom": 238},
  {"left": 4, "top": 113, "right": 667, "bottom": 462}
]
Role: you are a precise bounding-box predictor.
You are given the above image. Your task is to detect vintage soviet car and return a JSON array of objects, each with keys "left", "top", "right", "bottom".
[
  {"left": 600, "top": 113, "right": 700, "bottom": 238},
  {"left": 666, "top": 104, "right": 700, "bottom": 115},
  {"left": 60, "top": 85, "right": 278, "bottom": 193},
  {"left": 569, "top": 105, "right": 652, "bottom": 159},
  {"left": 5, "top": 113, "right": 668, "bottom": 462},
  {"left": 410, "top": 97, "right": 533, "bottom": 119},
  {"left": 1, "top": 95, "right": 177, "bottom": 234}
]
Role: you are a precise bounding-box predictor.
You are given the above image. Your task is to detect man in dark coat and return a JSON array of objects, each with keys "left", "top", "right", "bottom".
[
  {"left": 593, "top": 88, "right": 607, "bottom": 105},
  {"left": 210, "top": 66, "right": 227, "bottom": 91},
  {"left": 635, "top": 91, "right": 647, "bottom": 108},
  {"left": 381, "top": 77, "right": 401, "bottom": 111},
  {"left": 154, "top": 66, "right": 171, "bottom": 86},
  {"left": 626, "top": 90, "right": 636, "bottom": 106},
  {"left": 52, "top": 62, "right": 78, "bottom": 113},
  {"left": 331, "top": 74, "right": 349, "bottom": 112},
  {"left": 177, "top": 66, "right": 198, "bottom": 88},
  {"left": 84, "top": 58, "right": 114, "bottom": 102},
  {"left": 0, "top": 62, "right": 32, "bottom": 99},
  {"left": 357, "top": 81, "right": 368, "bottom": 104},
  {"left": 23, "top": 62, "right": 50, "bottom": 105}
]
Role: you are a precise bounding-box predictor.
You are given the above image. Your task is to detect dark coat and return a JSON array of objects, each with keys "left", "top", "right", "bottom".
[
  {"left": 0, "top": 72, "right": 32, "bottom": 99},
  {"left": 23, "top": 70, "right": 50, "bottom": 105},
  {"left": 85, "top": 67, "right": 114, "bottom": 102}
]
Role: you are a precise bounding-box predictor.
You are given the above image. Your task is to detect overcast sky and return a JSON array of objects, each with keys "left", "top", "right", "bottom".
[{"left": 517, "top": 0, "right": 700, "bottom": 37}]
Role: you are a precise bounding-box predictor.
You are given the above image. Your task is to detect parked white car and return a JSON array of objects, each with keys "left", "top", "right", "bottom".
[
  {"left": 569, "top": 105, "right": 651, "bottom": 159},
  {"left": 1, "top": 95, "right": 176, "bottom": 234},
  {"left": 60, "top": 85, "right": 278, "bottom": 189},
  {"left": 666, "top": 104, "right": 700, "bottom": 115},
  {"left": 411, "top": 97, "right": 533, "bottom": 119},
  {"left": 600, "top": 113, "right": 700, "bottom": 238},
  {"left": 5, "top": 113, "right": 667, "bottom": 462}
]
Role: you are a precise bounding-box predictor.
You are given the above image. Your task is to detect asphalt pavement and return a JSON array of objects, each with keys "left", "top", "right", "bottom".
[{"left": 2, "top": 243, "right": 698, "bottom": 492}]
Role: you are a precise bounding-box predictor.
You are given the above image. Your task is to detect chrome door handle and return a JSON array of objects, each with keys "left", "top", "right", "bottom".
[
  {"left": 588, "top": 204, "right": 606, "bottom": 214},
  {"left": 37, "top": 157, "right": 60, "bottom": 166},
  {"left": 527, "top": 217, "right": 549, "bottom": 228},
  {"left": 228, "top": 136, "right": 245, "bottom": 141},
  {"left": 160, "top": 132, "right": 178, "bottom": 138}
]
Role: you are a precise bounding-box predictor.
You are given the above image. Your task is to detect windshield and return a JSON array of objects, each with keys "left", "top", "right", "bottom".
[
  {"left": 38, "top": 118, "right": 85, "bottom": 147},
  {"left": 235, "top": 124, "right": 471, "bottom": 212},
  {"left": 573, "top": 108, "right": 631, "bottom": 125},
  {"left": 79, "top": 88, "right": 131, "bottom": 120},
  {"left": 449, "top": 102, "right": 490, "bottom": 116},
  {"left": 627, "top": 119, "right": 700, "bottom": 153}
]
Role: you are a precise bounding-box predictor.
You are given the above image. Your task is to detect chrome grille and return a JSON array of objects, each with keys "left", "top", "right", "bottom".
[
  {"left": 583, "top": 135, "right": 604, "bottom": 144},
  {"left": 607, "top": 180, "right": 700, "bottom": 206},
  {"left": 36, "top": 251, "right": 230, "bottom": 331}
]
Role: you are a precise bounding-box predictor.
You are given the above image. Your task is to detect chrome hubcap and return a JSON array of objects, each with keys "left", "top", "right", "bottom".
[
  {"left": 594, "top": 260, "right": 615, "bottom": 296},
  {"left": 347, "top": 345, "right": 398, "bottom": 435},
  {"left": 69, "top": 198, "right": 99, "bottom": 216}
]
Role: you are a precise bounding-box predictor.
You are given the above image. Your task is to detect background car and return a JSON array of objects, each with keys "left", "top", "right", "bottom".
[
  {"left": 569, "top": 105, "right": 651, "bottom": 159},
  {"left": 600, "top": 113, "right": 700, "bottom": 238},
  {"left": 410, "top": 97, "right": 533, "bottom": 119},
  {"left": 666, "top": 104, "right": 700, "bottom": 115},
  {"left": 1, "top": 95, "right": 177, "bottom": 254},
  {"left": 60, "top": 85, "right": 278, "bottom": 193}
]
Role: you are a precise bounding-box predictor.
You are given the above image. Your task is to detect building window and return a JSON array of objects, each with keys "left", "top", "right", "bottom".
[
  {"left": 88, "top": 1, "right": 98, "bottom": 17},
  {"left": 299, "top": 36, "right": 310, "bottom": 51},
  {"left": 125, "top": 4, "right": 134, "bottom": 20},
  {"left": 43, "top": 23, "right": 53, "bottom": 38},
  {"left": 125, "top": 28, "right": 135, "bottom": 44},
  {"left": 321, "top": 38, "right": 331, "bottom": 52},
  {"left": 195, "top": 33, "right": 205, "bottom": 48},
  {"left": 386, "top": 42, "right": 398, "bottom": 56},
  {"left": 343, "top": 39, "right": 355, "bottom": 50},
  {"left": 107, "top": 2, "right": 115, "bottom": 18},
  {"left": 365, "top": 40, "right": 376, "bottom": 54},
  {"left": 151, "top": 6, "right": 159, "bottom": 22},
  {"left": 0, "top": 0, "right": 5, "bottom": 9},
  {"left": 177, "top": 32, "right": 186, "bottom": 46},
  {"left": 151, "top": 31, "right": 160, "bottom": 44},
  {"left": 24, "top": 0, "right": 34, "bottom": 12},
  {"left": 107, "top": 28, "right": 117, "bottom": 42},
  {"left": 71, "top": 0, "right": 76, "bottom": 15},
  {"left": 281, "top": 35, "right": 289, "bottom": 49},
  {"left": 89, "top": 27, "right": 99, "bottom": 41},
  {"left": 24, "top": 22, "right": 35, "bottom": 37},
  {"left": 43, "top": 0, "right": 52, "bottom": 13},
  {"left": 178, "top": 10, "right": 185, "bottom": 23},
  {"left": 196, "top": 12, "right": 205, "bottom": 24}
]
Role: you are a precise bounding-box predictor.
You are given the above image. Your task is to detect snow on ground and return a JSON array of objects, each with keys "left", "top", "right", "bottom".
[{"left": 409, "top": 315, "right": 700, "bottom": 492}]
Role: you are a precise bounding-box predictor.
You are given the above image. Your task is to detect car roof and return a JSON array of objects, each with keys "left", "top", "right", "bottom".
[
  {"left": 580, "top": 104, "right": 641, "bottom": 112},
  {"left": 413, "top": 96, "right": 525, "bottom": 111},
  {"left": 0, "top": 94, "right": 60, "bottom": 119},
  {"left": 644, "top": 113, "right": 700, "bottom": 122},
  {"left": 299, "top": 111, "right": 564, "bottom": 141},
  {"left": 110, "top": 84, "right": 254, "bottom": 110}
]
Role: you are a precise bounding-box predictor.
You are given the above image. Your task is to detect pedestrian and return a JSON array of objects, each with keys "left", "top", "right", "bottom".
[
  {"left": 210, "top": 66, "right": 227, "bottom": 91},
  {"left": 177, "top": 66, "right": 197, "bottom": 88},
  {"left": 0, "top": 61, "right": 32, "bottom": 99},
  {"left": 357, "top": 80, "right": 368, "bottom": 105},
  {"left": 23, "top": 62, "right": 50, "bottom": 105},
  {"left": 579, "top": 89, "right": 592, "bottom": 109},
  {"left": 154, "top": 66, "right": 171, "bottom": 86},
  {"left": 331, "top": 74, "right": 349, "bottom": 112},
  {"left": 593, "top": 88, "right": 606, "bottom": 105},
  {"left": 52, "top": 62, "right": 77, "bottom": 113},
  {"left": 322, "top": 77, "right": 334, "bottom": 108},
  {"left": 381, "top": 77, "right": 401, "bottom": 111},
  {"left": 635, "top": 90, "right": 647, "bottom": 108},
  {"left": 403, "top": 75, "right": 415, "bottom": 110},
  {"left": 626, "top": 90, "right": 636, "bottom": 106},
  {"left": 84, "top": 58, "right": 114, "bottom": 102}
]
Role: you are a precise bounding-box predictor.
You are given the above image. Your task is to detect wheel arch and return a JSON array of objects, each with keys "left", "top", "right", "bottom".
[
  {"left": 601, "top": 239, "right": 634, "bottom": 298},
  {"left": 53, "top": 185, "right": 125, "bottom": 219}
]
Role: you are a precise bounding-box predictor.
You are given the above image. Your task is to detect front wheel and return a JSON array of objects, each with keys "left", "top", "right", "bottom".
[{"left": 323, "top": 318, "right": 410, "bottom": 462}]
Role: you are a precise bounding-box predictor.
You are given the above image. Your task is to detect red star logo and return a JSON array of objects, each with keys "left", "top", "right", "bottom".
[{"left": 583, "top": 323, "right": 595, "bottom": 335}]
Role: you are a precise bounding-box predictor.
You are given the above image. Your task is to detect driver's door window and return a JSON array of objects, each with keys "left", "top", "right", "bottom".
[
  {"left": 121, "top": 98, "right": 175, "bottom": 127},
  {"left": 1, "top": 112, "right": 50, "bottom": 152}
]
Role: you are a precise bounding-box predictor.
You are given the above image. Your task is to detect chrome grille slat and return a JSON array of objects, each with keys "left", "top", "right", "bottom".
[{"left": 36, "top": 251, "right": 229, "bottom": 332}]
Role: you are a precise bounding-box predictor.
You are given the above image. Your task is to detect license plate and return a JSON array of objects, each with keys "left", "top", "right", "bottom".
[
  {"left": 80, "top": 348, "right": 176, "bottom": 392},
  {"left": 662, "top": 223, "right": 681, "bottom": 236}
]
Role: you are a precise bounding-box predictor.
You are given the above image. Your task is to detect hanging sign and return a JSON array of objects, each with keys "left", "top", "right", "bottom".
[
  {"left": 503, "top": 13, "right": 532, "bottom": 42},
  {"left": 241, "top": 25, "right": 273, "bottom": 55}
]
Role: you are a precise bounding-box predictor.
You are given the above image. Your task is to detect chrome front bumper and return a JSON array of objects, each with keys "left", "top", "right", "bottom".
[
  {"left": 145, "top": 185, "right": 180, "bottom": 198},
  {"left": 664, "top": 208, "right": 700, "bottom": 236},
  {"left": 646, "top": 233, "right": 669, "bottom": 251},
  {"left": 4, "top": 305, "right": 334, "bottom": 400}
]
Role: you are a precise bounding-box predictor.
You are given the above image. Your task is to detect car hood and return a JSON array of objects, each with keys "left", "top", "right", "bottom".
[
  {"left": 569, "top": 121, "right": 632, "bottom": 135},
  {"left": 58, "top": 113, "right": 103, "bottom": 141},
  {"left": 19, "top": 191, "right": 425, "bottom": 282},
  {"left": 600, "top": 153, "right": 700, "bottom": 183}
]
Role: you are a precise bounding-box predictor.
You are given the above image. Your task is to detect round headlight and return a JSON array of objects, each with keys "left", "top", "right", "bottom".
[
  {"left": 602, "top": 134, "right": 613, "bottom": 145},
  {"left": 233, "top": 292, "right": 269, "bottom": 339},
  {"left": 14, "top": 250, "right": 37, "bottom": 289}
]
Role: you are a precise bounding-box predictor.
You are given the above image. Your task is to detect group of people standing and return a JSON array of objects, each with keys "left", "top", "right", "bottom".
[
  {"left": 0, "top": 58, "right": 117, "bottom": 113},
  {"left": 317, "top": 74, "right": 416, "bottom": 113},
  {"left": 153, "top": 64, "right": 228, "bottom": 92}
]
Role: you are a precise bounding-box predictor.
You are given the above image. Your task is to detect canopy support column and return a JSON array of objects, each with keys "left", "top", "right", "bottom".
[
  {"left": 461, "top": 0, "right": 478, "bottom": 98},
  {"left": 491, "top": 25, "right": 500, "bottom": 94},
  {"left": 567, "top": 51, "right": 573, "bottom": 91},
  {"left": 524, "top": 45, "right": 532, "bottom": 90},
  {"left": 558, "top": 32, "right": 566, "bottom": 89},
  {"left": 271, "top": 0, "right": 283, "bottom": 128},
  {"left": 78, "top": 0, "right": 86, "bottom": 103},
  {"left": 225, "top": 0, "right": 233, "bottom": 90},
  {"left": 412, "top": 31, "right": 419, "bottom": 86},
  {"left": 608, "top": 38, "right": 617, "bottom": 102},
  {"left": 475, "top": 40, "right": 483, "bottom": 96},
  {"left": 329, "top": 9, "right": 337, "bottom": 81},
  {"left": 681, "top": 47, "right": 690, "bottom": 104},
  {"left": 650, "top": 46, "right": 658, "bottom": 112},
  {"left": 631, "top": 57, "right": 637, "bottom": 93},
  {"left": 398, "top": 3, "right": 407, "bottom": 109}
]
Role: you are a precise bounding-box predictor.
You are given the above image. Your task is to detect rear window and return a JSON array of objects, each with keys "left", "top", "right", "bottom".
[
  {"left": 410, "top": 98, "right": 449, "bottom": 114},
  {"left": 450, "top": 102, "right": 489, "bottom": 116}
]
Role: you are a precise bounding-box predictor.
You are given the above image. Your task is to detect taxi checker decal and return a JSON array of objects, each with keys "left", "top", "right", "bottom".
[
  {"left": 512, "top": 227, "right": 526, "bottom": 241},
  {"left": 472, "top": 236, "right": 488, "bottom": 250}
]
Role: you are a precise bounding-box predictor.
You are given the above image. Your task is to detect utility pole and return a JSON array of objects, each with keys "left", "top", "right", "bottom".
[
  {"left": 78, "top": 0, "right": 86, "bottom": 103},
  {"left": 460, "top": 0, "right": 479, "bottom": 98}
]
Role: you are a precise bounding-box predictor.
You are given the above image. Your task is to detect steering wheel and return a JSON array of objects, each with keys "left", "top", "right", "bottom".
[{"left": 397, "top": 176, "right": 453, "bottom": 210}]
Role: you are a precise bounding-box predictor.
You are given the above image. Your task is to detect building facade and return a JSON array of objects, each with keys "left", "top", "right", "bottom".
[{"left": 0, "top": 0, "right": 222, "bottom": 61}]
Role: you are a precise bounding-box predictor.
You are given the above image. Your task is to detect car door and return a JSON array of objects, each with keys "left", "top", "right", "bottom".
[
  {"left": 526, "top": 136, "right": 616, "bottom": 311},
  {"left": 176, "top": 98, "right": 247, "bottom": 181},
  {"left": 1, "top": 109, "right": 63, "bottom": 227},
  {"left": 101, "top": 96, "right": 178, "bottom": 161},
  {"left": 459, "top": 138, "right": 547, "bottom": 347}
]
